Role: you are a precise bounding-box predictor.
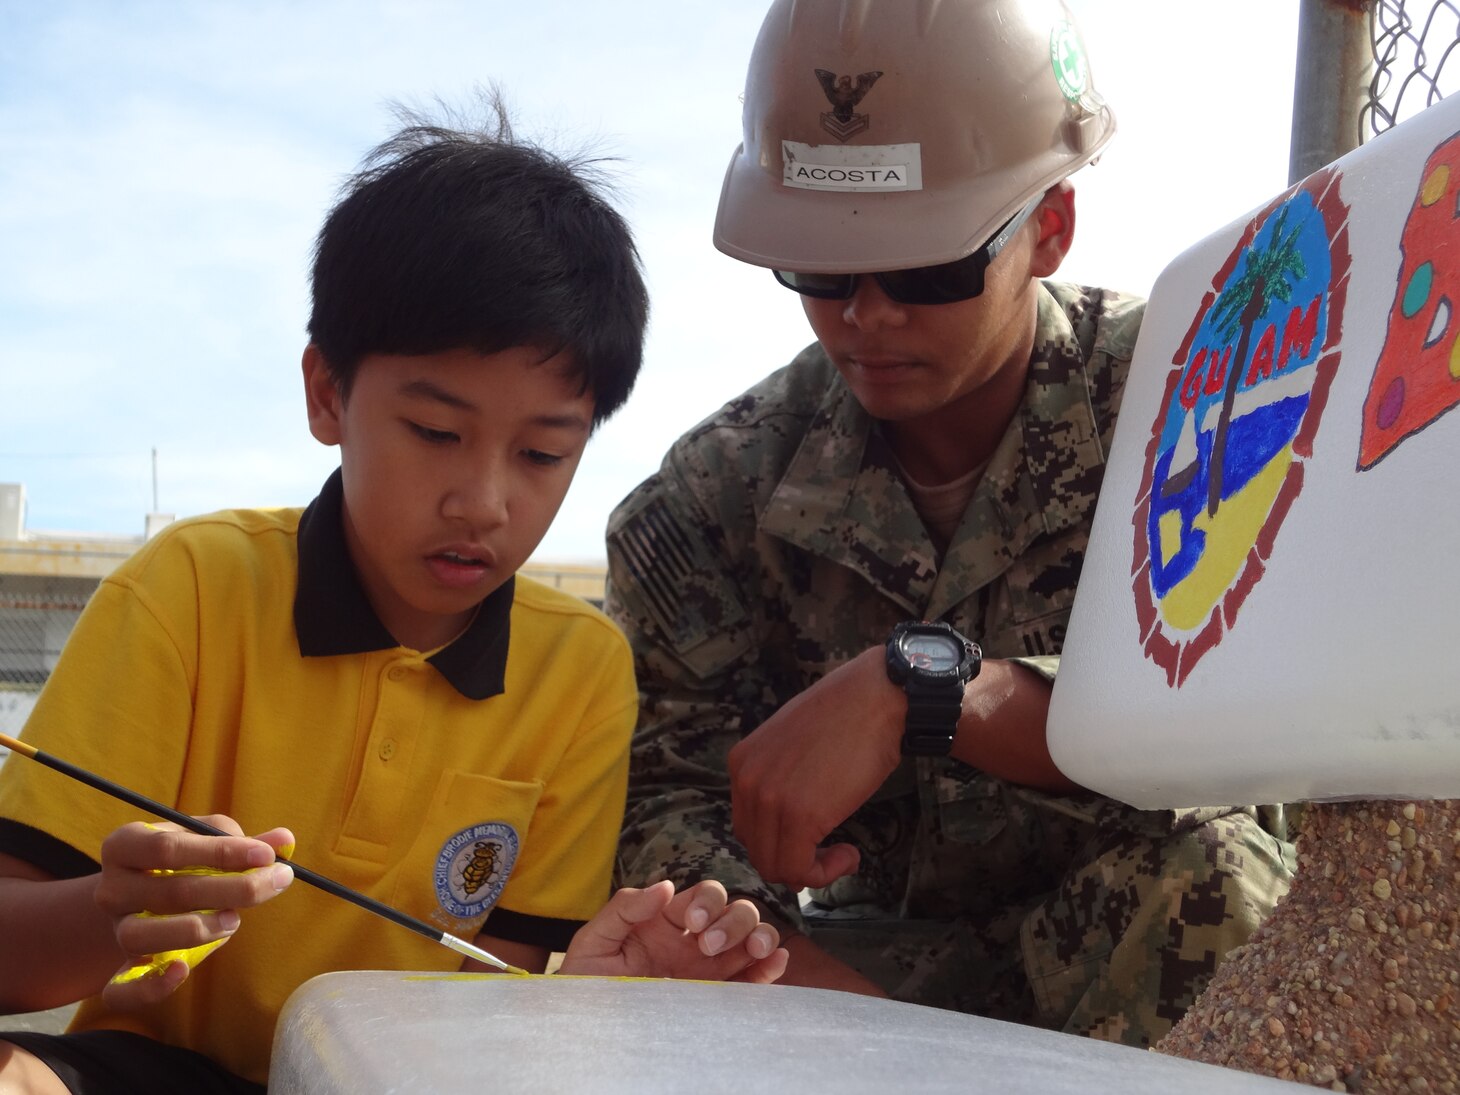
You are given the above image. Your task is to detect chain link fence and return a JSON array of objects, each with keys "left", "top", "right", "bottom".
[
  {"left": 1367, "top": 0, "right": 1460, "bottom": 138},
  {"left": 0, "top": 578, "right": 92, "bottom": 738},
  {"left": 0, "top": 583, "right": 89, "bottom": 685}
]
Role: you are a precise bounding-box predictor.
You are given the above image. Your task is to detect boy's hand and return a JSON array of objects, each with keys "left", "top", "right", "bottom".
[
  {"left": 559, "top": 880, "right": 788, "bottom": 984},
  {"left": 93, "top": 816, "right": 295, "bottom": 1008}
]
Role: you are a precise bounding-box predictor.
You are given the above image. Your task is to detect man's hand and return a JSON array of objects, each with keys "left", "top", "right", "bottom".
[
  {"left": 93, "top": 816, "right": 295, "bottom": 1008},
  {"left": 728, "top": 646, "right": 902, "bottom": 890},
  {"left": 559, "top": 880, "right": 788, "bottom": 984}
]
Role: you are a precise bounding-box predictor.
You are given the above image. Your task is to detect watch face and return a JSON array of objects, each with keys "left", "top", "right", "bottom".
[{"left": 899, "top": 632, "right": 962, "bottom": 672}]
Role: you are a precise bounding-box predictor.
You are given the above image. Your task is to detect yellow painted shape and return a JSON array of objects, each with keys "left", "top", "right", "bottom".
[
  {"left": 112, "top": 832, "right": 297, "bottom": 985},
  {"left": 1451, "top": 333, "right": 1460, "bottom": 380},
  {"left": 401, "top": 972, "right": 722, "bottom": 985},
  {"left": 111, "top": 933, "right": 228, "bottom": 985},
  {"left": 1158, "top": 510, "right": 1184, "bottom": 567},
  {"left": 1422, "top": 165, "right": 1451, "bottom": 206},
  {"left": 402, "top": 972, "right": 517, "bottom": 981},
  {"left": 1160, "top": 446, "right": 1293, "bottom": 631}
]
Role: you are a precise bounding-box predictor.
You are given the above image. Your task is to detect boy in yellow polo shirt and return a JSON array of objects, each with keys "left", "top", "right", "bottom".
[{"left": 0, "top": 108, "right": 787, "bottom": 1094}]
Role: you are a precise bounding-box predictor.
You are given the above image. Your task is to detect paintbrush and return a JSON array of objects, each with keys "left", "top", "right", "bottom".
[{"left": 0, "top": 731, "right": 529, "bottom": 976}]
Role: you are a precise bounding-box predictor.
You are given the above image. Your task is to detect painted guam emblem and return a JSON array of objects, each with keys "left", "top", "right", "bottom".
[
  {"left": 434, "top": 821, "right": 519, "bottom": 920},
  {"left": 1132, "top": 165, "right": 1351, "bottom": 686},
  {"left": 815, "top": 69, "right": 883, "bottom": 142}
]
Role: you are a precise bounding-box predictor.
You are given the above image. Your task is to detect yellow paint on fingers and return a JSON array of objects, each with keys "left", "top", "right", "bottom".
[
  {"left": 112, "top": 835, "right": 296, "bottom": 985},
  {"left": 111, "top": 933, "right": 229, "bottom": 985}
]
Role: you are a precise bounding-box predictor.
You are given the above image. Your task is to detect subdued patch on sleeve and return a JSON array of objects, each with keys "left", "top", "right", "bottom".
[{"left": 609, "top": 496, "right": 750, "bottom": 659}]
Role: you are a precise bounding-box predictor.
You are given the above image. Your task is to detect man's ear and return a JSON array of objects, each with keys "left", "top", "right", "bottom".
[
  {"left": 302, "top": 344, "right": 344, "bottom": 446},
  {"left": 1029, "top": 181, "right": 1077, "bottom": 278}
]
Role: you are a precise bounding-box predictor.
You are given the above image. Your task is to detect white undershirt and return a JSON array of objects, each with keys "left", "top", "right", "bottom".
[{"left": 894, "top": 457, "right": 989, "bottom": 555}]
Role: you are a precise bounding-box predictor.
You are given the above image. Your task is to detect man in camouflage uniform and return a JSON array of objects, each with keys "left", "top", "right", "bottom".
[{"left": 606, "top": 0, "right": 1295, "bottom": 1048}]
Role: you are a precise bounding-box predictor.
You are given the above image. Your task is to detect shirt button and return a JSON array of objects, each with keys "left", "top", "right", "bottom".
[
  {"left": 379, "top": 738, "right": 398, "bottom": 761},
  {"left": 388, "top": 667, "right": 407, "bottom": 682}
]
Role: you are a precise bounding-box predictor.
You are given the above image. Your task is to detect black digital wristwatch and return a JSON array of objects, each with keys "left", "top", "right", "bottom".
[{"left": 885, "top": 621, "right": 982, "bottom": 757}]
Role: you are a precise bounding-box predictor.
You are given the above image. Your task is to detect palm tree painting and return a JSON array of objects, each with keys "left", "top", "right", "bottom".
[
  {"left": 1139, "top": 180, "right": 1343, "bottom": 657},
  {"left": 1205, "top": 206, "right": 1309, "bottom": 517},
  {"left": 1132, "top": 161, "right": 1351, "bottom": 687}
]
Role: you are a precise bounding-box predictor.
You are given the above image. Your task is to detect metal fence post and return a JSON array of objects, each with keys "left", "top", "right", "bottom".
[{"left": 1289, "top": 0, "right": 1377, "bottom": 184}]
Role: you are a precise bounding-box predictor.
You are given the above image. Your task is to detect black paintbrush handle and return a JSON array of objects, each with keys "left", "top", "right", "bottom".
[{"left": 31, "top": 749, "right": 445, "bottom": 950}]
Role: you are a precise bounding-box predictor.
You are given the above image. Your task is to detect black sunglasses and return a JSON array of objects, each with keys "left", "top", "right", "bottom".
[{"left": 773, "top": 194, "right": 1044, "bottom": 306}]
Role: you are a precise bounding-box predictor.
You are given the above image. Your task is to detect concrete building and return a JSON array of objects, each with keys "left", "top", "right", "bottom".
[{"left": 0, "top": 482, "right": 608, "bottom": 743}]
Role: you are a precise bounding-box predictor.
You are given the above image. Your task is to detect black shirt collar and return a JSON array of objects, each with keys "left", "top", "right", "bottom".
[{"left": 293, "top": 469, "right": 513, "bottom": 700}]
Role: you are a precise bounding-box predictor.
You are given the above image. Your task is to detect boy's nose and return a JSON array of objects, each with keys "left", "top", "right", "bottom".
[{"left": 443, "top": 473, "right": 509, "bottom": 529}]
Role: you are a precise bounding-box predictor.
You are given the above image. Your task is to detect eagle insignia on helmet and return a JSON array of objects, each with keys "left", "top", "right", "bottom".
[{"left": 814, "top": 69, "right": 884, "bottom": 142}]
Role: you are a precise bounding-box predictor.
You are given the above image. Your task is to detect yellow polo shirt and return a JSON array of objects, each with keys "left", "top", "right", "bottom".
[{"left": 0, "top": 470, "right": 636, "bottom": 1084}]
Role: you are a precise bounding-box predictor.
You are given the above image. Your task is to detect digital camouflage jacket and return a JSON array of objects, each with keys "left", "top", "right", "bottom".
[{"left": 606, "top": 281, "right": 1147, "bottom": 928}]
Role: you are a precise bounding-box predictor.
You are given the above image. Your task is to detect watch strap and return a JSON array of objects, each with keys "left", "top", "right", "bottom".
[{"left": 901, "top": 678, "right": 964, "bottom": 756}]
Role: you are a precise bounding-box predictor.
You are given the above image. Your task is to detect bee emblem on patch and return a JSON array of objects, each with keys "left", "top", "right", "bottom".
[
  {"left": 434, "top": 821, "right": 519, "bottom": 919},
  {"left": 458, "top": 840, "right": 503, "bottom": 897}
]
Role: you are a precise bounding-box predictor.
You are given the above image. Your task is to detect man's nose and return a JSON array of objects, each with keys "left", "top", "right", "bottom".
[{"left": 841, "top": 277, "right": 910, "bottom": 331}]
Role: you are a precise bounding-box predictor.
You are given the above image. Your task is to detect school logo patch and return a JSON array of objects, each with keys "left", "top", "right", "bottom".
[
  {"left": 1131, "top": 166, "right": 1350, "bottom": 686},
  {"left": 434, "top": 821, "right": 519, "bottom": 920}
]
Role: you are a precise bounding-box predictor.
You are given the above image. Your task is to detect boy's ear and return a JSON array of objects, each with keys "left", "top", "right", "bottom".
[
  {"left": 302, "top": 345, "right": 344, "bottom": 446},
  {"left": 1028, "top": 181, "right": 1076, "bottom": 279}
]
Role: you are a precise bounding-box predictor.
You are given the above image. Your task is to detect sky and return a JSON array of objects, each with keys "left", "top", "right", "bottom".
[{"left": 0, "top": 0, "right": 1307, "bottom": 561}]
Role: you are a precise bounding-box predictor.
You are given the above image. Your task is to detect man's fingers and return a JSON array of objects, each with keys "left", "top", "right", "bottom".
[
  {"left": 734, "top": 776, "right": 841, "bottom": 889},
  {"left": 744, "top": 794, "right": 794, "bottom": 885},
  {"left": 757, "top": 831, "right": 859, "bottom": 890},
  {"left": 798, "top": 843, "right": 861, "bottom": 889}
]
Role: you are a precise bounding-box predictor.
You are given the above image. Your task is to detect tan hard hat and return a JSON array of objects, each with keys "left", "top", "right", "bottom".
[{"left": 714, "top": 0, "right": 1116, "bottom": 273}]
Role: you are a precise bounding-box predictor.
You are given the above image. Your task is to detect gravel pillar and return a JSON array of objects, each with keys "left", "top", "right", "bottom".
[{"left": 1156, "top": 800, "right": 1460, "bottom": 1091}]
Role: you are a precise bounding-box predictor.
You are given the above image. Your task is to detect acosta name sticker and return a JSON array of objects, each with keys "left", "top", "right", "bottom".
[
  {"left": 782, "top": 140, "right": 923, "bottom": 192},
  {"left": 434, "top": 821, "right": 519, "bottom": 919}
]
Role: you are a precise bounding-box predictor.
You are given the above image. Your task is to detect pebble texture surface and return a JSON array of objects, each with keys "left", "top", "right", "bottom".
[{"left": 1156, "top": 801, "right": 1460, "bottom": 1091}]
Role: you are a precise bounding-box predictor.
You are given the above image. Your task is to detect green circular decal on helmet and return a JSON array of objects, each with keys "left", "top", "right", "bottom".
[{"left": 1050, "top": 22, "right": 1088, "bottom": 101}]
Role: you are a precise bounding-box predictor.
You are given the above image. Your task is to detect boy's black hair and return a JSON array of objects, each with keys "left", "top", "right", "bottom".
[{"left": 307, "top": 97, "right": 648, "bottom": 428}]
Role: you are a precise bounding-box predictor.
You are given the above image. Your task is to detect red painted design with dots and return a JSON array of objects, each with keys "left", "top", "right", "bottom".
[{"left": 1358, "top": 131, "right": 1460, "bottom": 470}]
